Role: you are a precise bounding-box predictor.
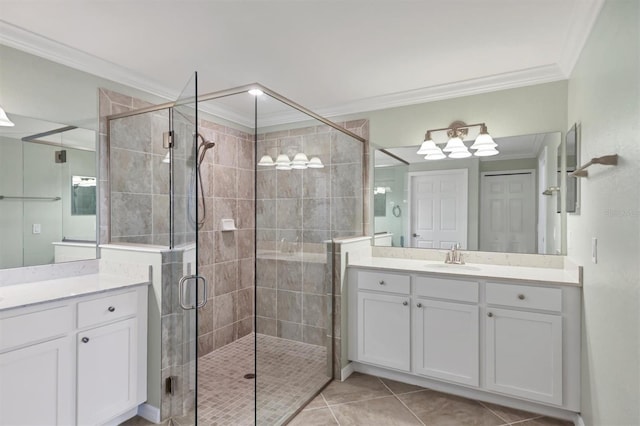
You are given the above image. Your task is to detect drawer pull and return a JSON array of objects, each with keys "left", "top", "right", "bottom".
[
  {"left": 378, "top": 280, "right": 385, "bottom": 285},
  {"left": 82, "top": 337, "right": 90, "bottom": 343},
  {"left": 487, "top": 312, "right": 494, "bottom": 317},
  {"left": 402, "top": 301, "right": 408, "bottom": 306},
  {"left": 108, "top": 306, "right": 116, "bottom": 312},
  {"left": 416, "top": 303, "right": 423, "bottom": 308},
  {"left": 517, "top": 294, "right": 525, "bottom": 300}
]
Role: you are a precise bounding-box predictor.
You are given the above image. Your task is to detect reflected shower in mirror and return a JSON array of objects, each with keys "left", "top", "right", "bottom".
[
  {"left": 373, "top": 131, "right": 565, "bottom": 255},
  {"left": 0, "top": 114, "right": 97, "bottom": 269}
]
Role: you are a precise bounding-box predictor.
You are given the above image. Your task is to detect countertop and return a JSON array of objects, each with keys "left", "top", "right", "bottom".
[
  {"left": 348, "top": 257, "right": 581, "bottom": 286},
  {"left": 0, "top": 273, "right": 150, "bottom": 312}
]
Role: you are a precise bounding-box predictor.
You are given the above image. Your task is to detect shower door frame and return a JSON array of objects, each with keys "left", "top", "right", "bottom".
[{"left": 106, "top": 83, "right": 366, "bottom": 424}]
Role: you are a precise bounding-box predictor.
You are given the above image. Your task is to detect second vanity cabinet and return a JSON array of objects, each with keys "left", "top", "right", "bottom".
[
  {"left": 0, "top": 284, "right": 148, "bottom": 426},
  {"left": 347, "top": 267, "right": 580, "bottom": 415}
]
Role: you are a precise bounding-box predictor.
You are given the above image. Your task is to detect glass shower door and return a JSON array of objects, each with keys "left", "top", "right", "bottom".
[{"left": 167, "top": 72, "right": 203, "bottom": 425}]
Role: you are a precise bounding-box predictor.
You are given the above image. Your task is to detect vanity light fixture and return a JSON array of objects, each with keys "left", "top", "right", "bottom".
[
  {"left": 258, "top": 153, "right": 324, "bottom": 170},
  {"left": 0, "top": 105, "right": 15, "bottom": 127},
  {"left": 417, "top": 121, "right": 499, "bottom": 159}
]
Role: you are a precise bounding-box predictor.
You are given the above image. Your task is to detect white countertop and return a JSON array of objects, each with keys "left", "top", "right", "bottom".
[
  {"left": 348, "top": 257, "right": 581, "bottom": 286},
  {"left": 0, "top": 273, "right": 150, "bottom": 311}
]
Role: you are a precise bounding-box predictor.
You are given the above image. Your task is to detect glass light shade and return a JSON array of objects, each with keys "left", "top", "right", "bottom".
[
  {"left": 275, "top": 165, "right": 292, "bottom": 170},
  {"left": 0, "top": 106, "right": 15, "bottom": 127},
  {"left": 257, "top": 155, "right": 275, "bottom": 166},
  {"left": 424, "top": 152, "right": 446, "bottom": 160},
  {"left": 474, "top": 146, "right": 499, "bottom": 157},
  {"left": 448, "top": 149, "right": 472, "bottom": 159},
  {"left": 417, "top": 139, "right": 441, "bottom": 155},
  {"left": 442, "top": 136, "right": 466, "bottom": 153},
  {"left": 275, "top": 154, "right": 291, "bottom": 166},
  {"left": 307, "top": 157, "right": 324, "bottom": 168},
  {"left": 470, "top": 132, "right": 496, "bottom": 149},
  {"left": 291, "top": 152, "right": 309, "bottom": 169}
]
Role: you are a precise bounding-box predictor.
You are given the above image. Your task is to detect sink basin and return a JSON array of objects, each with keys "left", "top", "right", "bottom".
[{"left": 426, "top": 264, "right": 481, "bottom": 272}]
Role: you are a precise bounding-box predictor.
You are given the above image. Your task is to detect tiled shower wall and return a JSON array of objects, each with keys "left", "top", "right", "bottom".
[{"left": 255, "top": 120, "right": 368, "bottom": 352}]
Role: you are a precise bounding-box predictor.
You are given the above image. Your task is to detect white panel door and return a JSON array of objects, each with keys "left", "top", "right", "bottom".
[
  {"left": 414, "top": 299, "right": 479, "bottom": 386},
  {"left": 410, "top": 170, "right": 468, "bottom": 249},
  {"left": 77, "top": 318, "right": 137, "bottom": 426},
  {"left": 485, "top": 308, "right": 563, "bottom": 405},
  {"left": 480, "top": 172, "right": 535, "bottom": 253},
  {"left": 0, "top": 337, "right": 73, "bottom": 426},
  {"left": 357, "top": 292, "right": 411, "bottom": 372}
]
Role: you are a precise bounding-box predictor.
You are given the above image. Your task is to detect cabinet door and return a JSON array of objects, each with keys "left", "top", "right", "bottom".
[
  {"left": 414, "top": 299, "right": 479, "bottom": 386},
  {"left": 77, "top": 318, "right": 137, "bottom": 426},
  {"left": 485, "top": 308, "right": 562, "bottom": 405},
  {"left": 357, "top": 292, "right": 410, "bottom": 371},
  {"left": 0, "top": 337, "right": 73, "bottom": 426}
]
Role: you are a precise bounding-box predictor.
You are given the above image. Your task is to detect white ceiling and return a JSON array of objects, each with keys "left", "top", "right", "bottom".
[{"left": 0, "top": 0, "right": 603, "bottom": 123}]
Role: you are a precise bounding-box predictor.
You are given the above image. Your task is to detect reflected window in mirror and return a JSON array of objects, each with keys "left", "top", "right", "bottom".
[
  {"left": 0, "top": 114, "right": 97, "bottom": 269},
  {"left": 373, "top": 131, "right": 567, "bottom": 255}
]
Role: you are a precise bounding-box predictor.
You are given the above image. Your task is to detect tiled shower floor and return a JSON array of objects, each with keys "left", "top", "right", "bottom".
[{"left": 122, "top": 333, "right": 329, "bottom": 426}]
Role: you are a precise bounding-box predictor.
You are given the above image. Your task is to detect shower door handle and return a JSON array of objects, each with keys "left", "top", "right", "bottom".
[{"left": 179, "top": 274, "right": 208, "bottom": 310}]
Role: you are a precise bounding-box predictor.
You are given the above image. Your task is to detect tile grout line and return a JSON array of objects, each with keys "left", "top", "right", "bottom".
[
  {"left": 507, "top": 415, "right": 547, "bottom": 425},
  {"left": 321, "top": 393, "right": 341, "bottom": 426},
  {"left": 377, "top": 377, "right": 426, "bottom": 426},
  {"left": 478, "top": 401, "right": 543, "bottom": 425}
]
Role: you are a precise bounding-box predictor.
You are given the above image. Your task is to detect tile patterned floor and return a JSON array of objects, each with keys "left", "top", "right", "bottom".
[
  {"left": 121, "top": 333, "right": 329, "bottom": 426},
  {"left": 288, "top": 372, "right": 575, "bottom": 426}
]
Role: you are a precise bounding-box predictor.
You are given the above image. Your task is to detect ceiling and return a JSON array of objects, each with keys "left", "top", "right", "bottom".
[{"left": 0, "top": 0, "right": 603, "bottom": 124}]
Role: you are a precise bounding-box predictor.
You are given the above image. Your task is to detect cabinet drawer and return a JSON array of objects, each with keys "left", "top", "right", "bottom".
[
  {"left": 0, "top": 306, "right": 72, "bottom": 352},
  {"left": 77, "top": 290, "right": 138, "bottom": 329},
  {"left": 486, "top": 283, "right": 561, "bottom": 312},
  {"left": 414, "top": 276, "right": 478, "bottom": 303},
  {"left": 357, "top": 271, "right": 410, "bottom": 294}
]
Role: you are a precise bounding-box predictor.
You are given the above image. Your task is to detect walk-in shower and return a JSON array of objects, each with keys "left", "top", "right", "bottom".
[{"left": 105, "top": 78, "right": 366, "bottom": 425}]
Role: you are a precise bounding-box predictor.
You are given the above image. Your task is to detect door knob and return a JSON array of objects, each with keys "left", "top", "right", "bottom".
[
  {"left": 413, "top": 233, "right": 420, "bottom": 237},
  {"left": 379, "top": 280, "right": 385, "bottom": 285},
  {"left": 518, "top": 294, "right": 525, "bottom": 300},
  {"left": 82, "top": 337, "right": 90, "bottom": 343},
  {"left": 487, "top": 312, "right": 493, "bottom": 317},
  {"left": 108, "top": 306, "right": 116, "bottom": 312},
  {"left": 402, "top": 301, "right": 408, "bottom": 306},
  {"left": 416, "top": 303, "right": 422, "bottom": 308}
]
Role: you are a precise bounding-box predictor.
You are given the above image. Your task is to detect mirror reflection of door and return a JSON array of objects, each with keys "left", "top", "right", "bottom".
[
  {"left": 480, "top": 171, "right": 536, "bottom": 253},
  {"left": 409, "top": 169, "right": 468, "bottom": 249}
]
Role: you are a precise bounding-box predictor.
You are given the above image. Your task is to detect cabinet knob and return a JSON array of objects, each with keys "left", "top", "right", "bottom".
[
  {"left": 487, "top": 312, "right": 493, "bottom": 317},
  {"left": 108, "top": 306, "right": 116, "bottom": 312},
  {"left": 402, "top": 301, "right": 408, "bottom": 306},
  {"left": 82, "top": 337, "right": 90, "bottom": 343},
  {"left": 518, "top": 294, "right": 525, "bottom": 300},
  {"left": 378, "top": 280, "right": 385, "bottom": 285},
  {"left": 416, "top": 303, "right": 423, "bottom": 308}
]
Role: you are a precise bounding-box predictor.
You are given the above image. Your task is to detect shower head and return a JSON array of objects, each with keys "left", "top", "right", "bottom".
[{"left": 196, "top": 133, "right": 215, "bottom": 165}]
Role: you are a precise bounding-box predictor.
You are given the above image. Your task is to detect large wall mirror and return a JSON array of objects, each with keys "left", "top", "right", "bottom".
[
  {"left": 0, "top": 113, "right": 97, "bottom": 268},
  {"left": 373, "top": 131, "right": 568, "bottom": 255}
]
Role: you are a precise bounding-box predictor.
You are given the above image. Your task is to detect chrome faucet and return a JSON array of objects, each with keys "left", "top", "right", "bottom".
[{"left": 445, "top": 243, "right": 465, "bottom": 265}]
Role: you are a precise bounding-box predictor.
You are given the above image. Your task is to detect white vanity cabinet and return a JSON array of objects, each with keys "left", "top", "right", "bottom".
[
  {"left": 413, "top": 276, "right": 479, "bottom": 387},
  {"left": 0, "top": 306, "right": 74, "bottom": 426},
  {"left": 76, "top": 290, "right": 142, "bottom": 426},
  {"left": 484, "top": 283, "right": 563, "bottom": 406},
  {"left": 356, "top": 271, "right": 411, "bottom": 371},
  {"left": 347, "top": 265, "right": 581, "bottom": 416},
  {"left": 0, "top": 284, "right": 148, "bottom": 426}
]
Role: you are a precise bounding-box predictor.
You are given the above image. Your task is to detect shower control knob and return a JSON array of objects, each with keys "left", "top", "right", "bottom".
[
  {"left": 402, "top": 301, "right": 408, "bottom": 306},
  {"left": 82, "top": 337, "right": 90, "bottom": 343},
  {"left": 108, "top": 306, "right": 116, "bottom": 312}
]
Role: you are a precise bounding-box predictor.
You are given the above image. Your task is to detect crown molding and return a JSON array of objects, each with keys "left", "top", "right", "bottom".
[
  {"left": 557, "top": 0, "right": 606, "bottom": 77},
  {"left": 0, "top": 20, "right": 176, "bottom": 102}
]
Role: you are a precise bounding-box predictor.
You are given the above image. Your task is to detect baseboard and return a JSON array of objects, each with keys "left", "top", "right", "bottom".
[
  {"left": 573, "top": 413, "right": 585, "bottom": 426},
  {"left": 102, "top": 408, "right": 138, "bottom": 426},
  {"left": 341, "top": 362, "right": 355, "bottom": 381},
  {"left": 138, "top": 403, "right": 161, "bottom": 423}
]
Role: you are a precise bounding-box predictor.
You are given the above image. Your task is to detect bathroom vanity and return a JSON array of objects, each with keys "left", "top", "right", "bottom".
[
  {"left": 0, "top": 273, "right": 149, "bottom": 426},
  {"left": 346, "top": 256, "right": 581, "bottom": 419}
]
